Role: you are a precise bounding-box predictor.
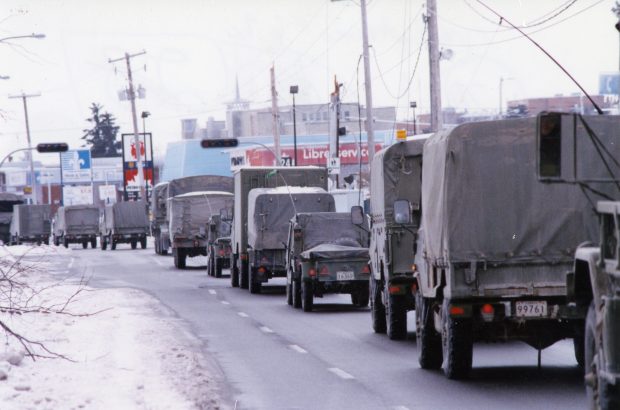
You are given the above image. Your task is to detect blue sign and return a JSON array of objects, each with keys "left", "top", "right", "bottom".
[
  {"left": 77, "top": 150, "right": 91, "bottom": 169},
  {"left": 599, "top": 73, "right": 620, "bottom": 95},
  {"left": 60, "top": 149, "right": 92, "bottom": 183}
]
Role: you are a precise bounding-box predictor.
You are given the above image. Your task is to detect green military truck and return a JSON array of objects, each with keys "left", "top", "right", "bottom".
[
  {"left": 286, "top": 211, "right": 370, "bottom": 312},
  {"left": 416, "top": 118, "right": 598, "bottom": 379},
  {"left": 9, "top": 204, "right": 51, "bottom": 245},
  {"left": 53, "top": 205, "right": 99, "bottom": 249},
  {"left": 100, "top": 200, "right": 149, "bottom": 250},
  {"left": 230, "top": 167, "right": 328, "bottom": 290},
  {"left": 168, "top": 191, "right": 234, "bottom": 269},
  {"left": 534, "top": 112, "right": 620, "bottom": 409},
  {"left": 368, "top": 136, "right": 428, "bottom": 339},
  {"left": 151, "top": 182, "right": 169, "bottom": 255},
  {"left": 206, "top": 213, "right": 232, "bottom": 278},
  {"left": 246, "top": 187, "right": 335, "bottom": 294},
  {"left": 0, "top": 193, "right": 24, "bottom": 245}
]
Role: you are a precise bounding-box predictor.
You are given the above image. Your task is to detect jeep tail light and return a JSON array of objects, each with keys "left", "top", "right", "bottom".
[
  {"left": 481, "top": 304, "right": 494, "bottom": 322},
  {"left": 361, "top": 265, "right": 370, "bottom": 274},
  {"left": 309, "top": 268, "right": 317, "bottom": 277},
  {"left": 449, "top": 305, "right": 465, "bottom": 316}
]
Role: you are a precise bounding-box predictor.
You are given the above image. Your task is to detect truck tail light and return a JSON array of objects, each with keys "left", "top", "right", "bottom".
[
  {"left": 309, "top": 268, "right": 317, "bottom": 277},
  {"left": 388, "top": 286, "right": 401, "bottom": 294},
  {"left": 481, "top": 304, "right": 495, "bottom": 321},
  {"left": 219, "top": 249, "right": 225, "bottom": 256},
  {"left": 258, "top": 267, "right": 266, "bottom": 274},
  {"left": 449, "top": 305, "right": 466, "bottom": 316},
  {"left": 361, "top": 265, "right": 370, "bottom": 274}
]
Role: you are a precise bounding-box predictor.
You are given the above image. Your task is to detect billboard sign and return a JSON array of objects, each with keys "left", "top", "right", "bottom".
[
  {"left": 60, "top": 149, "right": 92, "bottom": 183},
  {"left": 121, "top": 133, "right": 154, "bottom": 199},
  {"left": 599, "top": 72, "right": 620, "bottom": 95},
  {"left": 62, "top": 185, "right": 93, "bottom": 206}
]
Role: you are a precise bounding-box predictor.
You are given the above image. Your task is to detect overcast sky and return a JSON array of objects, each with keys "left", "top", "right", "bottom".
[{"left": 0, "top": 0, "right": 616, "bottom": 163}]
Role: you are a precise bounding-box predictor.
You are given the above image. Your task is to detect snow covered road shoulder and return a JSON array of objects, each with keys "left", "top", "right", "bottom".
[{"left": 0, "top": 245, "right": 229, "bottom": 409}]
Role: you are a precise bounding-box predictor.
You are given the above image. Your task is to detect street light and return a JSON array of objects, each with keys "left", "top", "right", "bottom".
[
  {"left": 0, "top": 33, "right": 46, "bottom": 43},
  {"left": 141, "top": 111, "right": 150, "bottom": 137},
  {"left": 410, "top": 101, "right": 417, "bottom": 135},
  {"left": 290, "top": 85, "right": 299, "bottom": 166}
]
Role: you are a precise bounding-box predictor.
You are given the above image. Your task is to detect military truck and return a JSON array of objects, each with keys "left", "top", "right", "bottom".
[
  {"left": 0, "top": 193, "right": 24, "bottom": 245},
  {"left": 206, "top": 212, "right": 232, "bottom": 278},
  {"left": 368, "top": 136, "right": 428, "bottom": 340},
  {"left": 151, "top": 182, "right": 169, "bottom": 255},
  {"left": 286, "top": 211, "right": 370, "bottom": 312},
  {"left": 168, "top": 191, "right": 234, "bottom": 269},
  {"left": 53, "top": 205, "right": 99, "bottom": 248},
  {"left": 230, "top": 167, "right": 328, "bottom": 290},
  {"left": 415, "top": 118, "right": 600, "bottom": 380},
  {"left": 153, "top": 175, "right": 233, "bottom": 255},
  {"left": 247, "top": 187, "right": 335, "bottom": 294},
  {"left": 9, "top": 204, "right": 51, "bottom": 245},
  {"left": 100, "top": 201, "right": 149, "bottom": 250},
  {"left": 533, "top": 112, "right": 620, "bottom": 409}
]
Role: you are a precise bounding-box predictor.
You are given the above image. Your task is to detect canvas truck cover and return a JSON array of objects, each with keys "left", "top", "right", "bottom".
[
  {"left": 294, "top": 212, "right": 369, "bottom": 260},
  {"left": 169, "top": 191, "right": 234, "bottom": 239},
  {"left": 58, "top": 205, "right": 100, "bottom": 234},
  {"left": 151, "top": 182, "right": 169, "bottom": 222},
  {"left": 233, "top": 166, "right": 329, "bottom": 252},
  {"left": 105, "top": 201, "right": 149, "bottom": 231},
  {"left": 0, "top": 193, "right": 24, "bottom": 223},
  {"left": 11, "top": 204, "right": 51, "bottom": 236},
  {"left": 421, "top": 117, "right": 610, "bottom": 266},
  {"left": 247, "top": 187, "right": 335, "bottom": 250},
  {"left": 167, "top": 175, "right": 233, "bottom": 198},
  {"left": 370, "top": 136, "right": 428, "bottom": 223}
]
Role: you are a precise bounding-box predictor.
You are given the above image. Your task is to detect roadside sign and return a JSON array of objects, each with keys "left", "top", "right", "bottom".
[
  {"left": 98, "top": 185, "right": 117, "bottom": 204},
  {"left": 327, "top": 157, "right": 341, "bottom": 175},
  {"left": 60, "top": 149, "right": 92, "bottom": 183},
  {"left": 63, "top": 185, "right": 93, "bottom": 205}
]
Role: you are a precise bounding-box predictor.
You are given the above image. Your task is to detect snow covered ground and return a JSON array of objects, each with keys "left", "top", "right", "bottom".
[{"left": 0, "top": 245, "right": 229, "bottom": 409}]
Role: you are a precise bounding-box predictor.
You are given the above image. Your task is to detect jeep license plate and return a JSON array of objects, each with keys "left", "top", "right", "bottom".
[
  {"left": 336, "top": 271, "right": 355, "bottom": 281},
  {"left": 515, "top": 301, "right": 547, "bottom": 317}
]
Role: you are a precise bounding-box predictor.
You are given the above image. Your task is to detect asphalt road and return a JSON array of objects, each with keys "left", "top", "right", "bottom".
[{"left": 61, "top": 241, "right": 587, "bottom": 410}]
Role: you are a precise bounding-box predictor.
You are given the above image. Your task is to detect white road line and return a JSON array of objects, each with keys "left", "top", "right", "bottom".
[
  {"left": 289, "top": 345, "right": 308, "bottom": 354},
  {"left": 208, "top": 289, "right": 217, "bottom": 295},
  {"left": 259, "top": 326, "right": 274, "bottom": 333},
  {"left": 221, "top": 301, "right": 230, "bottom": 305},
  {"left": 68, "top": 258, "right": 74, "bottom": 269},
  {"left": 237, "top": 312, "right": 249, "bottom": 318},
  {"left": 328, "top": 368, "right": 355, "bottom": 380}
]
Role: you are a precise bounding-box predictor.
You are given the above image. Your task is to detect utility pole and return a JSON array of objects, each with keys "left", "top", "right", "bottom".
[
  {"left": 427, "top": 0, "right": 443, "bottom": 132},
  {"left": 9, "top": 92, "right": 40, "bottom": 204},
  {"left": 360, "top": 0, "right": 375, "bottom": 167},
  {"left": 270, "top": 65, "right": 282, "bottom": 165},
  {"left": 109, "top": 51, "right": 146, "bottom": 200}
]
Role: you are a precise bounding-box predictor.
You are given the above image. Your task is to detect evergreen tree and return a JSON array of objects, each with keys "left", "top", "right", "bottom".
[{"left": 81, "top": 103, "right": 121, "bottom": 158}]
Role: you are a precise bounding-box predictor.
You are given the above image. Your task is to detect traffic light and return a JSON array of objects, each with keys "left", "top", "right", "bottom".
[
  {"left": 36, "top": 143, "right": 69, "bottom": 153},
  {"left": 200, "top": 138, "right": 239, "bottom": 148}
]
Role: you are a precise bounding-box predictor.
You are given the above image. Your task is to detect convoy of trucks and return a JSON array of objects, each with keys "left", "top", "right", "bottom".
[
  {"left": 9, "top": 204, "right": 51, "bottom": 245},
  {"left": 100, "top": 201, "right": 149, "bottom": 250}
]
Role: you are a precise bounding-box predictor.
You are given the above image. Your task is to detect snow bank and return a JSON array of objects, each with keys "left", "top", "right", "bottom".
[{"left": 0, "top": 265, "right": 227, "bottom": 409}]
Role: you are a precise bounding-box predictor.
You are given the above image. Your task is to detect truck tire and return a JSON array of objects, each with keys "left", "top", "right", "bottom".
[
  {"left": 91, "top": 238, "right": 97, "bottom": 248},
  {"left": 415, "top": 292, "right": 442, "bottom": 370},
  {"left": 111, "top": 240, "right": 116, "bottom": 250},
  {"left": 301, "top": 280, "right": 313, "bottom": 312},
  {"left": 292, "top": 278, "right": 302, "bottom": 309},
  {"left": 231, "top": 256, "right": 239, "bottom": 287},
  {"left": 101, "top": 236, "right": 107, "bottom": 250},
  {"left": 441, "top": 300, "right": 473, "bottom": 379},
  {"left": 43, "top": 238, "right": 49, "bottom": 245},
  {"left": 240, "top": 258, "right": 249, "bottom": 289},
  {"left": 54, "top": 236, "right": 59, "bottom": 246},
  {"left": 353, "top": 286, "right": 369, "bottom": 308},
  {"left": 386, "top": 292, "right": 407, "bottom": 340},
  {"left": 63, "top": 238, "right": 68, "bottom": 248},
  {"left": 370, "top": 278, "right": 387, "bottom": 334},
  {"left": 82, "top": 241, "right": 88, "bottom": 249},
  {"left": 155, "top": 238, "right": 160, "bottom": 254},
  {"left": 249, "top": 267, "right": 262, "bottom": 294},
  {"left": 140, "top": 237, "right": 147, "bottom": 249},
  {"left": 131, "top": 240, "right": 137, "bottom": 250},
  {"left": 174, "top": 248, "right": 186, "bottom": 269},
  {"left": 215, "top": 259, "right": 223, "bottom": 278}
]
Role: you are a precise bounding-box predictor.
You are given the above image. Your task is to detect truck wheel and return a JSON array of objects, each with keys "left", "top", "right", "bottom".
[
  {"left": 131, "top": 240, "right": 137, "bottom": 250},
  {"left": 441, "top": 300, "right": 473, "bottom": 379},
  {"left": 155, "top": 238, "right": 160, "bottom": 254},
  {"left": 370, "top": 278, "right": 387, "bottom": 333},
  {"left": 574, "top": 323, "right": 585, "bottom": 369},
  {"left": 111, "top": 240, "right": 116, "bottom": 250},
  {"left": 292, "top": 278, "right": 302, "bottom": 309},
  {"left": 249, "top": 267, "right": 262, "bottom": 294},
  {"left": 82, "top": 241, "right": 88, "bottom": 249},
  {"left": 43, "top": 238, "right": 49, "bottom": 246},
  {"left": 231, "top": 256, "right": 239, "bottom": 287},
  {"left": 215, "top": 259, "right": 223, "bottom": 278},
  {"left": 415, "top": 292, "right": 442, "bottom": 369},
  {"left": 91, "top": 238, "right": 97, "bottom": 248},
  {"left": 54, "top": 236, "right": 59, "bottom": 246},
  {"left": 386, "top": 292, "right": 407, "bottom": 340},
  {"left": 140, "top": 237, "right": 147, "bottom": 249},
  {"left": 174, "top": 248, "right": 186, "bottom": 269},
  {"left": 240, "top": 259, "right": 249, "bottom": 289},
  {"left": 101, "top": 237, "right": 107, "bottom": 251},
  {"left": 63, "top": 238, "right": 69, "bottom": 248},
  {"left": 354, "top": 286, "right": 369, "bottom": 308},
  {"left": 301, "top": 280, "right": 313, "bottom": 312}
]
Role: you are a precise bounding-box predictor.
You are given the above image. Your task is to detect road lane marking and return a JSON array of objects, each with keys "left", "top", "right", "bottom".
[
  {"left": 208, "top": 289, "right": 217, "bottom": 295},
  {"left": 328, "top": 368, "right": 355, "bottom": 380},
  {"left": 259, "top": 326, "right": 274, "bottom": 333},
  {"left": 237, "top": 312, "right": 249, "bottom": 318},
  {"left": 289, "top": 345, "right": 308, "bottom": 354},
  {"left": 221, "top": 301, "right": 230, "bottom": 305}
]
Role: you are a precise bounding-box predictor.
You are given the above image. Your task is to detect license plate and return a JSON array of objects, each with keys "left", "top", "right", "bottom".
[
  {"left": 515, "top": 301, "right": 547, "bottom": 317},
  {"left": 336, "top": 271, "right": 355, "bottom": 281}
]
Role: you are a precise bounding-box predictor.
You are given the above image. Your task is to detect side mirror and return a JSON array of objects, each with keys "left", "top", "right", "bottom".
[
  {"left": 293, "top": 227, "right": 303, "bottom": 241},
  {"left": 351, "top": 206, "right": 364, "bottom": 225},
  {"left": 393, "top": 199, "right": 411, "bottom": 224}
]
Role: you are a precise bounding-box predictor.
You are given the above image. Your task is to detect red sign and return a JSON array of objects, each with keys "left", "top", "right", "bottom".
[{"left": 244, "top": 143, "right": 383, "bottom": 166}]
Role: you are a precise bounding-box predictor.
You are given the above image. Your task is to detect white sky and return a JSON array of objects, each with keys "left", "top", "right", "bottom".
[{"left": 0, "top": 0, "right": 616, "bottom": 163}]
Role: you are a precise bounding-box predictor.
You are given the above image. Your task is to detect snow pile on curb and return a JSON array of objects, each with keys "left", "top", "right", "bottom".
[{"left": 0, "top": 245, "right": 227, "bottom": 409}]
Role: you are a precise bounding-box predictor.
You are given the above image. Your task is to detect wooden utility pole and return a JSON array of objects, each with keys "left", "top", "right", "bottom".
[
  {"left": 9, "top": 92, "right": 40, "bottom": 204},
  {"left": 270, "top": 65, "right": 281, "bottom": 165},
  {"left": 427, "top": 0, "right": 443, "bottom": 132},
  {"left": 109, "top": 51, "right": 146, "bottom": 200}
]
